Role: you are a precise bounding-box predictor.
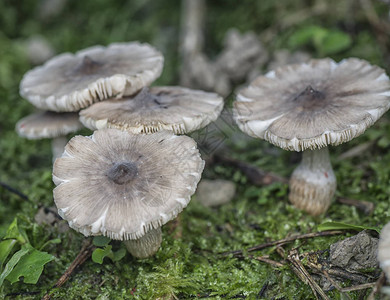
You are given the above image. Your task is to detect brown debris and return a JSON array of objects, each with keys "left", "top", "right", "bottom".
[
  {"left": 221, "top": 230, "right": 344, "bottom": 257},
  {"left": 213, "top": 154, "right": 288, "bottom": 185},
  {"left": 329, "top": 230, "right": 379, "bottom": 272},
  {"left": 42, "top": 239, "right": 96, "bottom": 300}
]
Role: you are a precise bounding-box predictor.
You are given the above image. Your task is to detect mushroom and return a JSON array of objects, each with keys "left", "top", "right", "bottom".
[
  {"left": 52, "top": 129, "right": 204, "bottom": 258},
  {"left": 16, "top": 111, "right": 83, "bottom": 161},
  {"left": 79, "top": 86, "right": 224, "bottom": 134},
  {"left": 20, "top": 42, "right": 164, "bottom": 112},
  {"left": 379, "top": 222, "right": 390, "bottom": 280},
  {"left": 234, "top": 58, "right": 390, "bottom": 215}
]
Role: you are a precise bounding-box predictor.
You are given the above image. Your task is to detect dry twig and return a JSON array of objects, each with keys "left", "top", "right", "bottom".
[
  {"left": 310, "top": 267, "right": 372, "bottom": 285},
  {"left": 286, "top": 249, "right": 330, "bottom": 300},
  {"left": 243, "top": 254, "right": 285, "bottom": 268},
  {"left": 367, "top": 272, "right": 386, "bottom": 300},
  {"left": 0, "top": 180, "right": 30, "bottom": 201},
  {"left": 336, "top": 197, "right": 374, "bottom": 215},
  {"left": 322, "top": 270, "right": 352, "bottom": 300},
  {"left": 221, "top": 230, "right": 344, "bottom": 257},
  {"left": 213, "top": 155, "right": 288, "bottom": 185},
  {"left": 340, "top": 282, "right": 376, "bottom": 293},
  {"left": 303, "top": 251, "right": 374, "bottom": 284},
  {"left": 42, "top": 239, "right": 96, "bottom": 300}
]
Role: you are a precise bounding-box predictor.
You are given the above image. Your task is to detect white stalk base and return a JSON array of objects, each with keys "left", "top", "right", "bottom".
[
  {"left": 124, "top": 227, "right": 162, "bottom": 259},
  {"left": 289, "top": 147, "right": 336, "bottom": 216},
  {"left": 379, "top": 222, "right": 390, "bottom": 279}
]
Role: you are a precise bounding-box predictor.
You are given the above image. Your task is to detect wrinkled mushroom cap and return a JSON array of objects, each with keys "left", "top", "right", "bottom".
[
  {"left": 53, "top": 129, "right": 204, "bottom": 240},
  {"left": 234, "top": 58, "right": 390, "bottom": 151},
  {"left": 20, "top": 42, "right": 164, "bottom": 112},
  {"left": 79, "top": 86, "right": 224, "bottom": 134},
  {"left": 16, "top": 111, "right": 83, "bottom": 139}
]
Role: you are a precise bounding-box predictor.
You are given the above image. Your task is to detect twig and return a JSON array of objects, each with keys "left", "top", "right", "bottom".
[
  {"left": 213, "top": 155, "right": 372, "bottom": 214},
  {"left": 322, "top": 270, "right": 352, "bottom": 300},
  {"left": 287, "top": 249, "right": 330, "bottom": 300},
  {"left": 278, "top": 249, "right": 376, "bottom": 298},
  {"left": 336, "top": 197, "right": 374, "bottom": 215},
  {"left": 213, "top": 154, "right": 288, "bottom": 185},
  {"left": 42, "top": 239, "right": 96, "bottom": 300},
  {"left": 0, "top": 181, "right": 30, "bottom": 202},
  {"left": 257, "top": 281, "right": 269, "bottom": 298},
  {"left": 340, "top": 282, "right": 376, "bottom": 292},
  {"left": 310, "top": 267, "right": 371, "bottom": 284},
  {"left": 235, "top": 252, "right": 286, "bottom": 268},
  {"left": 304, "top": 252, "right": 373, "bottom": 284},
  {"left": 247, "top": 254, "right": 286, "bottom": 268},
  {"left": 276, "top": 246, "right": 285, "bottom": 258},
  {"left": 367, "top": 271, "right": 386, "bottom": 300},
  {"left": 220, "top": 230, "right": 344, "bottom": 257},
  {"left": 360, "top": 0, "right": 390, "bottom": 37},
  {"left": 337, "top": 140, "right": 376, "bottom": 160}
]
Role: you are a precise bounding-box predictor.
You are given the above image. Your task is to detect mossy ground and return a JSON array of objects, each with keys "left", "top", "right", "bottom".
[{"left": 1, "top": 0, "right": 390, "bottom": 299}]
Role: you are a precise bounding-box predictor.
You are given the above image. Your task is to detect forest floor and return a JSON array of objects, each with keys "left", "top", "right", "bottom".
[{"left": 1, "top": 0, "right": 390, "bottom": 299}]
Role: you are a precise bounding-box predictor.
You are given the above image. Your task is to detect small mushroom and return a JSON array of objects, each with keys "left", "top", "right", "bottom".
[
  {"left": 20, "top": 42, "right": 164, "bottom": 112},
  {"left": 234, "top": 58, "right": 390, "bottom": 215},
  {"left": 52, "top": 129, "right": 204, "bottom": 258},
  {"left": 16, "top": 111, "right": 83, "bottom": 161},
  {"left": 79, "top": 86, "right": 224, "bottom": 134},
  {"left": 378, "top": 222, "right": 390, "bottom": 280}
]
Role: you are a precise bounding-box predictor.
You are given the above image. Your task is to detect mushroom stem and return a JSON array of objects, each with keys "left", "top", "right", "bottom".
[
  {"left": 378, "top": 222, "right": 390, "bottom": 279},
  {"left": 51, "top": 136, "right": 68, "bottom": 162},
  {"left": 289, "top": 147, "right": 336, "bottom": 216},
  {"left": 124, "top": 227, "right": 162, "bottom": 259}
]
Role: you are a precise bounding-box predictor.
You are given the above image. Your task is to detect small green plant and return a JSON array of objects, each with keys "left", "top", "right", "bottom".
[
  {"left": 91, "top": 236, "right": 126, "bottom": 264},
  {"left": 318, "top": 221, "right": 380, "bottom": 233},
  {"left": 0, "top": 218, "right": 57, "bottom": 286},
  {"left": 288, "top": 25, "right": 352, "bottom": 56}
]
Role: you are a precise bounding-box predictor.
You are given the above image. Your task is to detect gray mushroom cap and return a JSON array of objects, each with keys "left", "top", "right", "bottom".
[
  {"left": 79, "top": 86, "right": 224, "bottom": 134},
  {"left": 20, "top": 42, "right": 164, "bottom": 112},
  {"left": 16, "top": 111, "right": 83, "bottom": 139},
  {"left": 234, "top": 58, "right": 390, "bottom": 151},
  {"left": 52, "top": 129, "right": 204, "bottom": 240}
]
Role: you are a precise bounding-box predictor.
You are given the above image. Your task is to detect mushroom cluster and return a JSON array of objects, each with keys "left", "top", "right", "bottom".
[
  {"left": 234, "top": 58, "right": 390, "bottom": 215},
  {"left": 16, "top": 41, "right": 164, "bottom": 160},
  {"left": 17, "top": 41, "right": 224, "bottom": 258},
  {"left": 20, "top": 37, "right": 390, "bottom": 264}
]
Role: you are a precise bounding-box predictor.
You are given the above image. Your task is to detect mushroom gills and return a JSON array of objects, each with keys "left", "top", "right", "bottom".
[
  {"left": 124, "top": 227, "right": 162, "bottom": 258},
  {"left": 289, "top": 147, "right": 336, "bottom": 215}
]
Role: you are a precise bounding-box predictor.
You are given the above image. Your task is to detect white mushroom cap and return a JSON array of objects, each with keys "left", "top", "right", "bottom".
[
  {"left": 16, "top": 111, "right": 83, "bottom": 139},
  {"left": 53, "top": 129, "right": 204, "bottom": 240},
  {"left": 79, "top": 86, "right": 224, "bottom": 134},
  {"left": 234, "top": 58, "right": 390, "bottom": 151},
  {"left": 379, "top": 222, "right": 390, "bottom": 279},
  {"left": 20, "top": 42, "right": 164, "bottom": 112}
]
